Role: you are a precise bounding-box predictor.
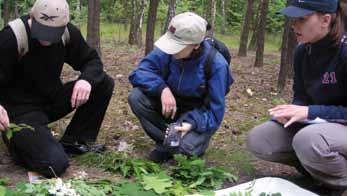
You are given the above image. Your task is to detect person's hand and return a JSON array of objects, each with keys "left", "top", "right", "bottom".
[
  {"left": 0, "top": 105, "right": 9, "bottom": 131},
  {"left": 161, "top": 87, "right": 176, "bottom": 119},
  {"left": 71, "top": 79, "right": 92, "bottom": 108},
  {"left": 275, "top": 117, "right": 289, "bottom": 125},
  {"left": 174, "top": 122, "right": 192, "bottom": 138},
  {"left": 269, "top": 104, "right": 309, "bottom": 128}
]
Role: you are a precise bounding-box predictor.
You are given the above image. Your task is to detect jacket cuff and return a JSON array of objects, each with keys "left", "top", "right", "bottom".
[
  {"left": 178, "top": 113, "right": 197, "bottom": 132},
  {"left": 308, "top": 105, "right": 320, "bottom": 120},
  {"left": 157, "top": 83, "right": 167, "bottom": 97},
  {"left": 78, "top": 75, "right": 96, "bottom": 87},
  {"left": 184, "top": 118, "right": 197, "bottom": 131}
]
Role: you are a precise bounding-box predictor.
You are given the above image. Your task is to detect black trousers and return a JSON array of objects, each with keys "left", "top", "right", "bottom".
[
  {"left": 128, "top": 88, "right": 213, "bottom": 156},
  {"left": 2, "top": 75, "right": 114, "bottom": 177}
]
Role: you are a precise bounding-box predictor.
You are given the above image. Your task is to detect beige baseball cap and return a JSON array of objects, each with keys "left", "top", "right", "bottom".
[
  {"left": 30, "top": 0, "right": 70, "bottom": 43},
  {"left": 155, "top": 12, "right": 207, "bottom": 54}
]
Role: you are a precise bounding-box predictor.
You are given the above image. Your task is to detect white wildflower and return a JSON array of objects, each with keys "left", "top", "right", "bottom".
[
  {"left": 73, "top": 170, "right": 88, "bottom": 180},
  {"left": 48, "top": 178, "right": 80, "bottom": 196}
]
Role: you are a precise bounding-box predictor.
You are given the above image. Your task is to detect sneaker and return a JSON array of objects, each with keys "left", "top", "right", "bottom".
[
  {"left": 148, "top": 148, "right": 172, "bottom": 163},
  {"left": 60, "top": 141, "right": 106, "bottom": 155},
  {"left": 84, "top": 143, "right": 106, "bottom": 153}
]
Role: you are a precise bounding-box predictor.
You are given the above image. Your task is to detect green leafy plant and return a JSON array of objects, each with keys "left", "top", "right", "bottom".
[
  {"left": 114, "top": 181, "right": 157, "bottom": 196},
  {"left": 0, "top": 178, "right": 10, "bottom": 186},
  {"left": 78, "top": 152, "right": 161, "bottom": 178},
  {"left": 171, "top": 154, "right": 238, "bottom": 190},
  {"left": 259, "top": 193, "right": 282, "bottom": 196},
  {"left": 5, "top": 123, "right": 34, "bottom": 140},
  {"left": 142, "top": 172, "right": 173, "bottom": 194}
]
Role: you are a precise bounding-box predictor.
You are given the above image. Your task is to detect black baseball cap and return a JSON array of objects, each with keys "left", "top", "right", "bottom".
[{"left": 279, "top": 0, "right": 339, "bottom": 17}]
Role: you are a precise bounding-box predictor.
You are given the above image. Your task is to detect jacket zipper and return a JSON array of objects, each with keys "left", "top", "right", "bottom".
[{"left": 177, "top": 66, "right": 185, "bottom": 91}]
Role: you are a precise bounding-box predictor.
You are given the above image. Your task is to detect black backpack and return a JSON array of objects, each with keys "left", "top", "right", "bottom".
[{"left": 204, "top": 37, "right": 231, "bottom": 80}]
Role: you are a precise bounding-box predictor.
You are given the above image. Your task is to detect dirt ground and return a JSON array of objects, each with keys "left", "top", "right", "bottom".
[{"left": 0, "top": 43, "right": 334, "bottom": 195}]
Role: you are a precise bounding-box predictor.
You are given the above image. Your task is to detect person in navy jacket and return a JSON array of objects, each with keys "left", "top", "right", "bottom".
[
  {"left": 247, "top": 0, "right": 347, "bottom": 190},
  {"left": 128, "top": 12, "right": 233, "bottom": 163}
]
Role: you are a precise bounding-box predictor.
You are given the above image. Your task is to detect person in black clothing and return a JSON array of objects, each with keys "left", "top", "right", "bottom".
[
  {"left": 0, "top": 0, "right": 114, "bottom": 177},
  {"left": 247, "top": 0, "right": 347, "bottom": 192}
]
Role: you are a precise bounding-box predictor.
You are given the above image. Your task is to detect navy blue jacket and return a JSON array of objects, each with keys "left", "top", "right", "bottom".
[
  {"left": 293, "top": 34, "right": 347, "bottom": 123},
  {"left": 129, "top": 40, "right": 234, "bottom": 133}
]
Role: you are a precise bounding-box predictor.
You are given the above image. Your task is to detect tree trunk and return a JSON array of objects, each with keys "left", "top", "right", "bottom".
[
  {"left": 162, "top": 0, "right": 176, "bottom": 34},
  {"left": 129, "top": 0, "right": 147, "bottom": 46},
  {"left": 87, "top": 0, "right": 101, "bottom": 55},
  {"left": 206, "top": 0, "right": 216, "bottom": 37},
  {"left": 248, "top": 2, "right": 260, "bottom": 51},
  {"left": 3, "top": 0, "right": 10, "bottom": 26},
  {"left": 278, "top": 6, "right": 297, "bottom": 91},
  {"left": 14, "top": 0, "right": 20, "bottom": 18},
  {"left": 123, "top": 0, "right": 130, "bottom": 31},
  {"left": 145, "top": 0, "right": 159, "bottom": 55},
  {"left": 254, "top": 0, "right": 269, "bottom": 67},
  {"left": 287, "top": 28, "right": 297, "bottom": 78},
  {"left": 220, "top": 0, "right": 226, "bottom": 35},
  {"left": 238, "top": 0, "right": 253, "bottom": 57},
  {"left": 278, "top": 17, "right": 291, "bottom": 92},
  {"left": 106, "top": 0, "right": 116, "bottom": 23}
]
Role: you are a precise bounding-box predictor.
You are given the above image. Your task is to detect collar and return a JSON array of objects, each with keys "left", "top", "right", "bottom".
[{"left": 305, "top": 34, "right": 338, "bottom": 55}]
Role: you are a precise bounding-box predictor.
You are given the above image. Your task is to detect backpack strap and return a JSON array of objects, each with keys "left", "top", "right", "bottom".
[
  {"left": 202, "top": 40, "right": 218, "bottom": 106},
  {"left": 204, "top": 37, "right": 218, "bottom": 81},
  {"left": 204, "top": 46, "right": 217, "bottom": 81},
  {"left": 8, "top": 18, "right": 29, "bottom": 59}
]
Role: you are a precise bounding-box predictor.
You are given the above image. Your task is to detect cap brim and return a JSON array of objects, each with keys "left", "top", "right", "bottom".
[
  {"left": 31, "top": 18, "right": 66, "bottom": 43},
  {"left": 154, "top": 33, "right": 187, "bottom": 54},
  {"left": 278, "top": 6, "right": 315, "bottom": 17}
]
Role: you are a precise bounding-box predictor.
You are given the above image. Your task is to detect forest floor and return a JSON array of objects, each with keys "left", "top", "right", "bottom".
[{"left": 0, "top": 42, "right": 333, "bottom": 195}]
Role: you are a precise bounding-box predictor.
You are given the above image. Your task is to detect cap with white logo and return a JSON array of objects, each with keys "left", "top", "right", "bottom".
[
  {"left": 279, "top": 0, "right": 338, "bottom": 17},
  {"left": 31, "top": 0, "right": 70, "bottom": 43},
  {"left": 154, "top": 12, "right": 207, "bottom": 54}
]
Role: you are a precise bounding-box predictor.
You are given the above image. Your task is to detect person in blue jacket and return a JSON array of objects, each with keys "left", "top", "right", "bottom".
[
  {"left": 128, "top": 12, "right": 233, "bottom": 163},
  {"left": 247, "top": 0, "right": 347, "bottom": 191}
]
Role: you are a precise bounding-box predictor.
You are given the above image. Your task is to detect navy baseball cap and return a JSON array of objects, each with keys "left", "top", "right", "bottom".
[{"left": 279, "top": 0, "right": 339, "bottom": 17}]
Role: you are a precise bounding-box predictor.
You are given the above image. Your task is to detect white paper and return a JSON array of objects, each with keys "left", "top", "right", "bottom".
[{"left": 214, "top": 177, "right": 318, "bottom": 196}]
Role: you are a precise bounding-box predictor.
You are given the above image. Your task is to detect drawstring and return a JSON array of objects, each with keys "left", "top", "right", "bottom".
[
  {"left": 49, "top": 166, "right": 58, "bottom": 178},
  {"left": 306, "top": 44, "right": 312, "bottom": 55}
]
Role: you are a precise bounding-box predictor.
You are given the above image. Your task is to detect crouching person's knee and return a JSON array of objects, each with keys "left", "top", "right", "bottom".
[
  {"left": 178, "top": 131, "right": 212, "bottom": 157},
  {"left": 38, "top": 154, "right": 69, "bottom": 178},
  {"left": 128, "top": 88, "right": 143, "bottom": 108}
]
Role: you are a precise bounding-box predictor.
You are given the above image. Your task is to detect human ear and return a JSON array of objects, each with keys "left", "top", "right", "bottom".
[{"left": 321, "top": 14, "right": 332, "bottom": 28}]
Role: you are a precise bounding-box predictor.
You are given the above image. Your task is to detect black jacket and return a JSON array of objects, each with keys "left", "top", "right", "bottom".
[
  {"left": 293, "top": 34, "right": 347, "bottom": 123},
  {"left": 0, "top": 15, "right": 106, "bottom": 116}
]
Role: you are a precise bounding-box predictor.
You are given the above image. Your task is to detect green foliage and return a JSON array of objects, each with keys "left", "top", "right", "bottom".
[
  {"left": 114, "top": 181, "right": 158, "bottom": 196},
  {"left": 171, "top": 154, "right": 238, "bottom": 190},
  {"left": 11, "top": 0, "right": 287, "bottom": 37},
  {"left": 16, "top": 182, "right": 51, "bottom": 196},
  {"left": 259, "top": 193, "right": 282, "bottom": 196},
  {"left": 0, "top": 185, "right": 16, "bottom": 196},
  {"left": 142, "top": 172, "right": 172, "bottom": 194},
  {"left": 78, "top": 152, "right": 238, "bottom": 195},
  {"left": 78, "top": 152, "right": 161, "bottom": 177},
  {"left": 5, "top": 123, "right": 34, "bottom": 141},
  {"left": 0, "top": 178, "right": 10, "bottom": 186}
]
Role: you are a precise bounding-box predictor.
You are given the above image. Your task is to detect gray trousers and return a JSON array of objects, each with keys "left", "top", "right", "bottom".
[
  {"left": 247, "top": 120, "right": 347, "bottom": 188},
  {"left": 128, "top": 88, "right": 213, "bottom": 156}
]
